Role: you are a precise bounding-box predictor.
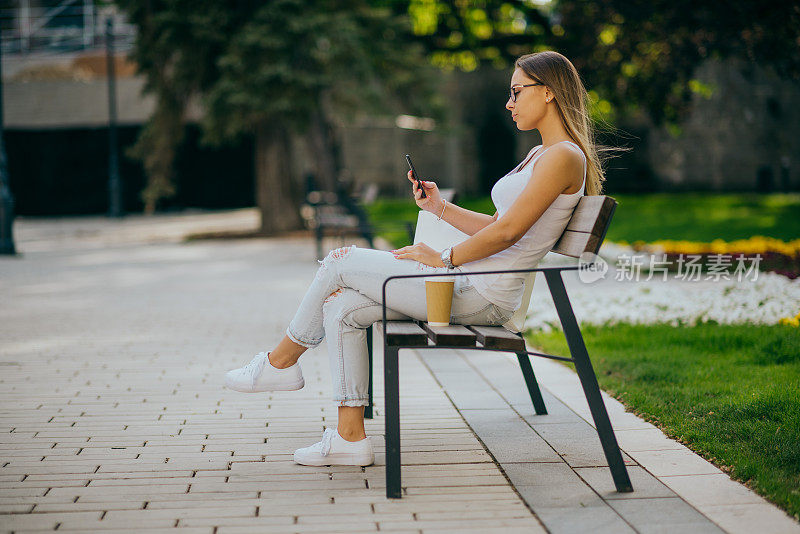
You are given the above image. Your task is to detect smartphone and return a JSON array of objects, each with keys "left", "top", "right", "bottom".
[{"left": 405, "top": 154, "right": 427, "bottom": 199}]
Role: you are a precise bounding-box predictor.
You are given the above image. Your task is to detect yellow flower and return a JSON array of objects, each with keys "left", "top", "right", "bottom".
[
  {"left": 778, "top": 316, "right": 800, "bottom": 327},
  {"left": 623, "top": 236, "right": 800, "bottom": 257}
]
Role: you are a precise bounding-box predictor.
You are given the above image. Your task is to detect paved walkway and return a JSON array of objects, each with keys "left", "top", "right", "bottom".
[{"left": 1, "top": 210, "right": 798, "bottom": 533}]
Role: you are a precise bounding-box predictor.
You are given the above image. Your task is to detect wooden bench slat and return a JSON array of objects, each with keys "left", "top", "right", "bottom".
[
  {"left": 563, "top": 196, "right": 616, "bottom": 236},
  {"left": 467, "top": 326, "right": 526, "bottom": 352},
  {"left": 552, "top": 229, "right": 601, "bottom": 258},
  {"left": 422, "top": 323, "right": 477, "bottom": 346},
  {"left": 378, "top": 321, "right": 428, "bottom": 347}
]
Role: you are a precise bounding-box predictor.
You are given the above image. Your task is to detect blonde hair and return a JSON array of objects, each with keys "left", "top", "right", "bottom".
[{"left": 515, "top": 51, "right": 605, "bottom": 196}]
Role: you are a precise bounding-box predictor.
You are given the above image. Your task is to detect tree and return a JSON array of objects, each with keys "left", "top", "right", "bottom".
[
  {"left": 202, "top": 0, "right": 438, "bottom": 233},
  {"left": 116, "top": 1, "right": 242, "bottom": 214},
  {"left": 118, "top": 0, "right": 437, "bottom": 232}
]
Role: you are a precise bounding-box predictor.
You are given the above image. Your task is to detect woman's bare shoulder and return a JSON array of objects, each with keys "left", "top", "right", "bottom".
[
  {"left": 535, "top": 143, "right": 583, "bottom": 171},
  {"left": 532, "top": 142, "right": 584, "bottom": 192}
]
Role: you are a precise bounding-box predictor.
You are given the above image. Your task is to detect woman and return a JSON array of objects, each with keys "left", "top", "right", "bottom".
[{"left": 225, "top": 50, "right": 605, "bottom": 467}]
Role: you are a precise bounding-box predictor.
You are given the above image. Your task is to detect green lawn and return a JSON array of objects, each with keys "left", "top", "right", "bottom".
[
  {"left": 606, "top": 193, "right": 800, "bottom": 243},
  {"left": 366, "top": 192, "right": 800, "bottom": 246},
  {"left": 525, "top": 323, "right": 800, "bottom": 519}
]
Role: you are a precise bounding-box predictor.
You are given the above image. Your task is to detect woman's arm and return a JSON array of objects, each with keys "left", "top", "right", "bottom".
[
  {"left": 411, "top": 176, "right": 496, "bottom": 236},
  {"left": 411, "top": 145, "right": 539, "bottom": 236},
  {"left": 451, "top": 145, "right": 583, "bottom": 266},
  {"left": 395, "top": 144, "right": 582, "bottom": 266},
  {"left": 432, "top": 196, "right": 498, "bottom": 236}
]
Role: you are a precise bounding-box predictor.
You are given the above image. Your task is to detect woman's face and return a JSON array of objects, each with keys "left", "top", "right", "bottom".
[{"left": 506, "top": 68, "right": 548, "bottom": 131}]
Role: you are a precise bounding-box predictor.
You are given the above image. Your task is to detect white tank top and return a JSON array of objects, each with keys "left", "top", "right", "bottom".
[{"left": 457, "top": 140, "right": 586, "bottom": 312}]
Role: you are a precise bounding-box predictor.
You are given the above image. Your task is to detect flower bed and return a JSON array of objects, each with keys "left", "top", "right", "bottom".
[
  {"left": 529, "top": 243, "right": 800, "bottom": 331},
  {"left": 624, "top": 236, "right": 800, "bottom": 279}
]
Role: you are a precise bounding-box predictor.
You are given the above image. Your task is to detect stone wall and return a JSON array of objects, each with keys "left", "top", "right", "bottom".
[{"left": 647, "top": 58, "right": 800, "bottom": 192}]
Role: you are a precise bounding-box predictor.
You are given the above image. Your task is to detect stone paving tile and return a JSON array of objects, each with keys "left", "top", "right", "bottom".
[
  {"left": 659, "top": 473, "right": 765, "bottom": 506},
  {"left": 30, "top": 501, "right": 146, "bottom": 513},
  {"left": 420, "top": 529, "right": 537, "bottom": 534},
  {"left": 458, "top": 409, "right": 562, "bottom": 463},
  {"left": 625, "top": 448, "right": 723, "bottom": 477},
  {"left": 215, "top": 525, "right": 381, "bottom": 534},
  {"left": 574, "top": 466, "right": 674, "bottom": 500},
  {"left": 0, "top": 511, "right": 103, "bottom": 530},
  {"left": 610, "top": 427, "right": 688, "bottom": 452},
  {"left": 608, "top": 497, "right": 725, "bottom": 533},
  {"left": 698, "top": 503, "right": 800, "bottom": 534},
  {"left": 39, "top": 530, "right": 214, "bottom": 534},
  {"left": 381, "top": 517, "right": 544, "bottom": 531},
  {"left": 532, "top": 504, "right": 636, "bottom": 534},
  {"left": 529, "top": 421, "right": 637, "bottom": 467}
]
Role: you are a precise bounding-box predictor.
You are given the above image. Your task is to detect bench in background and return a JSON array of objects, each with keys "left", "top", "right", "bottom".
[{"left": 301, "top": 183, "right": 379, "bottom": 261}]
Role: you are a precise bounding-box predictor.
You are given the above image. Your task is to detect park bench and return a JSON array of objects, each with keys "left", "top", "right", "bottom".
[
  {"left": 364, "top": 194, "right": 633, "bottom": 499},
  {"left": 301, "top": 183, "right": 379, "bottom": 261}
]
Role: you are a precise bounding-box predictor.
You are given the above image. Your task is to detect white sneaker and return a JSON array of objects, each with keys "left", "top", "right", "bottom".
[
  {"left": 294, "top": 428, "right": 374, "bottom": 466},
  {"left": 225, "top": 352, "right": 305, "bottom": 392}
]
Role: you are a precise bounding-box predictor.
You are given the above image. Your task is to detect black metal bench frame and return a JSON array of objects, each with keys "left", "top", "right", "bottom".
[{"left": 366, "top": 265, "right": 634, "bottom": 499}]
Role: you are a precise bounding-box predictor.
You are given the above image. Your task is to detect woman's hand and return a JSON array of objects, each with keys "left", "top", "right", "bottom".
[
  {"left": 391, "top": 242, "right": 444, "bottom": 268},
  {"left": 407, "top": 171, "right": 444, "bottom": 215}
]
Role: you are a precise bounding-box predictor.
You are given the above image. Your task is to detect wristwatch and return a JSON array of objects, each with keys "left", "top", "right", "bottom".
[{"left": 441, "top": 247, "right": 455, "bottom": 269}]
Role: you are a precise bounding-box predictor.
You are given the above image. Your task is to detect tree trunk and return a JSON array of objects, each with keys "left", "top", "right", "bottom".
[
  {"left": 307, "top": 93, "right": 344, "bottom": 193},
  {"left": 134, "top": 90, "right": 184, "bottom": 215},
  {"left": 254, "top": 123, "right": 303, "bottom": 235}
]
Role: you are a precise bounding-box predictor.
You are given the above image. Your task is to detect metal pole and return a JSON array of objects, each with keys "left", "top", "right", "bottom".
[
  {"left": 20, "top": 0, "right": 31, "bottom": 53},
  {"left": 0, "top": 23, "right": 18, "bottom": 255},
  {"left": 83, "top": 0, "right": 95, "bottom": 48},
  {"left": 106, "top": 18, "right": 123, "bottom": 217}
]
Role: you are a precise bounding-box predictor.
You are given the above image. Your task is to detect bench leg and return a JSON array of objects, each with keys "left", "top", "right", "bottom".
[
  {"left": 384, "top": 345, "right": 401, "bottom": 498},
  {"left": 544, "top": 270, "right": 633, "bottom": 493},
  {"left": 517, "top": 353, "right": 547, "bottom": 415},
  {"left": 365, "top": 326, "right": 373, "bottom": 420}
]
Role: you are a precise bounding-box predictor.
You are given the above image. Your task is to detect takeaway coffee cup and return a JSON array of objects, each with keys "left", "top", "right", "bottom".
[{"left": 425, "top": 276, "right": 455, "bottom": 327}]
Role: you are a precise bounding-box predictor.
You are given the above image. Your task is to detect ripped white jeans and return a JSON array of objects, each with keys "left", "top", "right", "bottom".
[{"left": 286, "top": 245, "right": 514, "bottom": 407}]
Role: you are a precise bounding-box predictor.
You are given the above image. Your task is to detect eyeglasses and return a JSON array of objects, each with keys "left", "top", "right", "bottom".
[{"left": 509, "top": 83, "right": 544, "bottom": 103}]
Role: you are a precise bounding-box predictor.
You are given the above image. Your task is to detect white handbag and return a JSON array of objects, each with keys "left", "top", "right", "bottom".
[{"left": 412, "top": 210, "right": 535, "bottom": 334}]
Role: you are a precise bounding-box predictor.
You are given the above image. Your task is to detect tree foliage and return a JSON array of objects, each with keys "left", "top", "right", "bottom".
[
  {"left": 551, "top": 0, "right": 800, "bottom": 124},
  {"left": 400, "top": 0, "right": 800, "bottom": 124},
  {"left": 203, "top": 0, "right": 437, "bottom": 142},
  {"left": 405, "top": 0, "right": 551, "bottom": 70}
]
